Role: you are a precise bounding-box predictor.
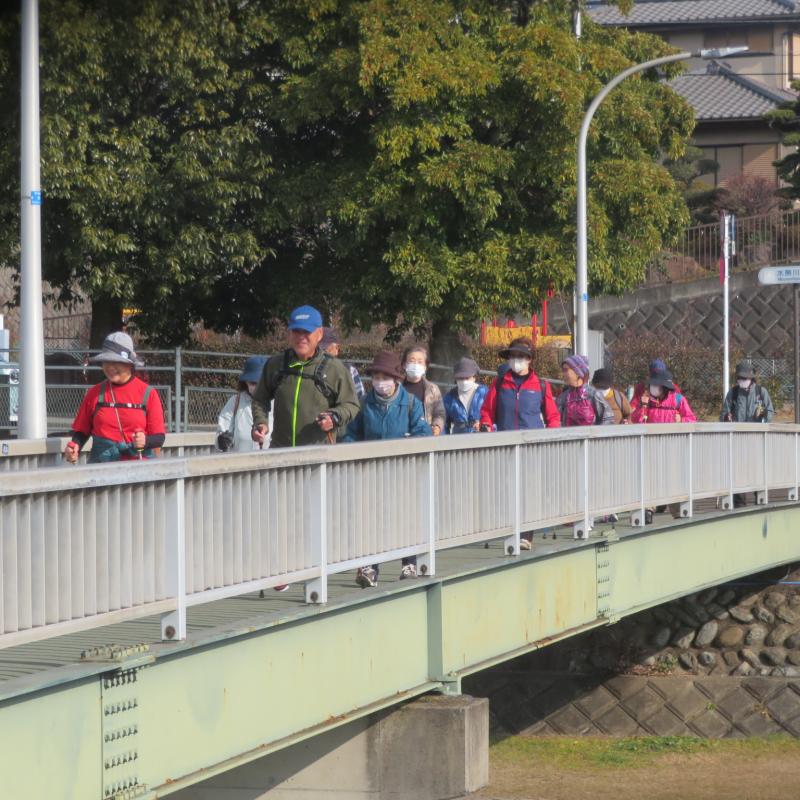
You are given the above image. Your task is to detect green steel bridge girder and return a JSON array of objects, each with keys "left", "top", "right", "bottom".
[{"left": 3, "top": 505, "right": 800, "bottom": 800}]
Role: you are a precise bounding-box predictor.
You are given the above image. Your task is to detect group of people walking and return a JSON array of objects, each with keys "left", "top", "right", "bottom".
[{"left": 65, "top": 306, "right": 778, "bottom": 582}]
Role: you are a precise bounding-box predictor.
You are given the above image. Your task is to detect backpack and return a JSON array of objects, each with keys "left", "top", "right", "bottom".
[
  {"left": 92, "top": 381, "right": 153, "bottom": 420},
  {"left": 269, "top": 350, "right": 337, "bottom": 404}
]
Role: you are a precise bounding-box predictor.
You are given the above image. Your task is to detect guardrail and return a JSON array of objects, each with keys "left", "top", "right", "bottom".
[
  {"left": 0, "top": 432, "right": 216, "bottom": 471},
  {"left": 0, "top": 423, "right": 797, "bottom": 650}
]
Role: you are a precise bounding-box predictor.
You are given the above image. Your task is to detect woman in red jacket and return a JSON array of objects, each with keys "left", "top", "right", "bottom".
[{"left": 64, "top": 332, "right": 166, "bottom": 463}]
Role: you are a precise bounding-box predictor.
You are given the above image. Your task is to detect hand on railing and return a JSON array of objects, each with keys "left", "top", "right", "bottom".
[
  {"left": 252, "top": 423, "right": 269, "bottom": 449},
  {"left": 63, "top": 441, "right": 80, "bottom": 464}
]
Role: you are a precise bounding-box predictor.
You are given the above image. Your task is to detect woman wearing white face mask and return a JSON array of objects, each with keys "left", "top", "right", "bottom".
[
  {"left": 479, "top": 337, "right": 560, "bottom": 432},
  {"left": 443, "top": 357, "right": 488, "bottom": 433},
  {"left": 343, "top": 350, "right": 432, "bottom": 587},
  {"left": 631, "top": 369, "right": 696, "bottom": 425},
  {"left": 402, "top": 345, "right": 445, "bottom": 435}
]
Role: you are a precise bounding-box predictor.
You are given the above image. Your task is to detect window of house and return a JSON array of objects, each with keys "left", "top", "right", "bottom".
[
  {"left": 699, "top": 144, "right": 779, "bottom": 187},
  {"left": 704, "top": 27, "right": 772, "bottom": 54},
  {"left": 790, "top": 33, "right": 800, "bottom": 82}
]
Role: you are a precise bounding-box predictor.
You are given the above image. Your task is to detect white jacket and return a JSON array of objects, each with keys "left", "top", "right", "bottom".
[{"left": 217, "top": 392, "right": 272, "bottom": 452}]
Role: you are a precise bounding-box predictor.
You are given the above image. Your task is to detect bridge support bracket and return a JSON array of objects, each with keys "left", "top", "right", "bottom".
[
  {"left": 434, "top": 672, "right": 462, "bottom": 696},
  {"left": 790, "top": 488, "right": 799, "bottom": 502},
  {"left": 756, "top": 490, "right": 768, "bottom": 506},
  {"left": 99, "top": 661, "right": 149, "bottom": 800},
  {"left": 304, "top": 577, "right": 327, "bottom": 604}
]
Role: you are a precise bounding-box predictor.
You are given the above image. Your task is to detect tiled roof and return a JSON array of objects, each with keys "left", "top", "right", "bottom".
[
  {"left": 669, "top": 62, "right": 795, "bottom": 121},
  {"left": 588, "top": 0, "right": 798, "bottom": 27}
]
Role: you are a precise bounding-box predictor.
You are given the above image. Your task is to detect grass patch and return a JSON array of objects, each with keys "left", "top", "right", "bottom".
[{"left": 490, "top": 735, "right": 800, "bottom": 771}]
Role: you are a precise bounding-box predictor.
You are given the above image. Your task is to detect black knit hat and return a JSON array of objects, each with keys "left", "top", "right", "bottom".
[{"left": 591, "top": 368, "right": 613, "bottom": 389}]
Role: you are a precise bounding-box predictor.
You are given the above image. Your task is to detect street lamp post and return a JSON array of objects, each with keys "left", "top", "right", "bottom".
[
  {"left": 19, "top": 0, "right": 46, "bottom": 438},
  {"left": 574, "top": 46, "right": 748, "bottom": 358}
]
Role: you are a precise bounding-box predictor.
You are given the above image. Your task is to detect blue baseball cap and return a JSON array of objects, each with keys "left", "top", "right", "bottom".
[
  {"left": 288, "top": 305, "right": 323, "bottom": 332},
  {"left": 240, "top": 355, "right": 267, "bottom": 383}
]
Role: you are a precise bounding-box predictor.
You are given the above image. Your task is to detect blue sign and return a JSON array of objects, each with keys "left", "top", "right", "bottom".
[{"left": 30, "top": 191, "right": 42, "bottom": 206}]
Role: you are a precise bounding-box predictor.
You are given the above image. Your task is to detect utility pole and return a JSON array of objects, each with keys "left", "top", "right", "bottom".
[{"left": 18, "top": 0, "right": 46, "bottom": 438}]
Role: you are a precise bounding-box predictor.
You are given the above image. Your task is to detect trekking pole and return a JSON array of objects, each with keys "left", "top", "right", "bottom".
[{"left": 133, "top": 429, "right": 145, "bottom": 460}]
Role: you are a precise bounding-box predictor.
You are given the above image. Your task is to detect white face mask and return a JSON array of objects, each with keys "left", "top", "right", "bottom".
[
  {"left": 509, "top": 358, "right": 529, "bottom": 375},
  {"left": 649, "top": 384, "right": 663, "bottom": 398},
  {"left": 457, "top": 378, "right": 476, "bottom": 393},
  {"left": 405, "top": 362, "right": 426, "bottom": 380},
  {"left": 737, "top": 378, "right": 752, "bottom": 390},
  {"left": 373, "top": 379, "right": 396, "bottom": 397}
]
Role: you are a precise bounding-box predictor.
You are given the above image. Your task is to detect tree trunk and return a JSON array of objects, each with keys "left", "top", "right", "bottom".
[
  {"left": 429, "top": 317, "right": 468, "bottom": 382},
  {"left": 89, "top": 295, "right": 123, "bottom": 349}
]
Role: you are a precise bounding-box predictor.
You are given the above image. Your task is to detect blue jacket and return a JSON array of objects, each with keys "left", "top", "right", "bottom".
[
  {"left": 444, "top": 384, "right": 488, "bottom": 433},
  {"left": 343, "top": 384, "right": 432, "bottom": 441}
]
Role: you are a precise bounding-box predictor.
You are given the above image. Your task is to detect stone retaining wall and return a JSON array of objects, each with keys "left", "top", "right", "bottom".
[{"left": 470, "top": 672, "right": 800, "bottom": 739}]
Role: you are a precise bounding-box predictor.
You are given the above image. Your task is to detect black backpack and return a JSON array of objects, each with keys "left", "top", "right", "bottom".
[{"left": 269, "top": 350, "right": 337, "bottom": 404}]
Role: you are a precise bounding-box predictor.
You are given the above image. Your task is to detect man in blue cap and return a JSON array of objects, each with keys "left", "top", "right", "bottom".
[{"left": 251, "top": 305, "right": 360, "bottom": 448}]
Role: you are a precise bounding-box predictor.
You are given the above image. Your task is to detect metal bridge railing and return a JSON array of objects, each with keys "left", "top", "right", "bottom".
[
  {"left": 0, "top": 432, "right": 216, "bottom": 471},
  {"left": 1, "top": 423, "right": 797, "bottom": 649}
]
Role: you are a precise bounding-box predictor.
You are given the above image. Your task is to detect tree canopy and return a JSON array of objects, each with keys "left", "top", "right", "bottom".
[{"left": 0, "top": 0, "right": 694, "bottom": 348}]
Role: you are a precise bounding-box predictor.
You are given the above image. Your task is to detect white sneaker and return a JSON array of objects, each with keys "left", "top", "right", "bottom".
[
  {"left": 519, "top": 538, "right": 532, "bottom": 551},
  {"left": 399, "top": 563, "right": 417, "bottom": 579},
  {"left": 356, "top": 567, "right": 377, "bottom": 588}
]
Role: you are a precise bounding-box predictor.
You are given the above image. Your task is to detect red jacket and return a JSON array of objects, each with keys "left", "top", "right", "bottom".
[{"left": 480, "top": 369, "right": 560, "bottom": 430}]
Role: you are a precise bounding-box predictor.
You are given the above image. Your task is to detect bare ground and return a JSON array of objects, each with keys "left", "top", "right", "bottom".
[{"left": 471, "top": 737, "right": 800, "bottom": 800}]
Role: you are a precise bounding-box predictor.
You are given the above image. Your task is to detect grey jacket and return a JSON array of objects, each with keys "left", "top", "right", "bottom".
[{"left": 720, "top": 383, "right": 774, "bottom": 423}]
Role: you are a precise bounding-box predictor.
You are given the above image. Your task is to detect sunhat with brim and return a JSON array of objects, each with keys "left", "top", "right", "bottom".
[
  {"left": 364, "top": 350, "right": 405, "bottom": 381},
  {"left": 453, "top": 356, "right": 480, "bottom": 379},
  {"left": 89, "top": 332, "right": 142, "bottom": 367},
  {"left": 240, "top": 355, "right": 267, "bottom": 383},
  {"left": 649, "top": 369, "right": 675, "bottom": 391},
  {"left": 735, "top": 362, "right": 755, "bottom": 379},
  {"left": 499, "top": 337, "right": 534, "bottom": 360}
]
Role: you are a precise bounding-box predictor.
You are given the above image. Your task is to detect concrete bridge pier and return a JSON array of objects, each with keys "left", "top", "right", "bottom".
[{"left": 171, "top": 694, "right": 489, "bottom": 800}]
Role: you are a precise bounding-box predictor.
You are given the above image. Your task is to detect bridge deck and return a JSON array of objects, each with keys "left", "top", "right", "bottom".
[{"left": 0, "top": 496, "right": 764, "bottom": 693}]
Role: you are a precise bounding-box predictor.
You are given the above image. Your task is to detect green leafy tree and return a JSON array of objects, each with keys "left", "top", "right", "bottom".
[
  {"left": 259, "top": 0, "right": 694, "bottom": 360},
  {"left": 0, "top": 0, "right": 275, "bottom": 345},
  {"left": 664, "top": 145, "right": 720, "bottom": 224},
  {"left": 769, "top": 84, "right": 800, "bottom": 201}
]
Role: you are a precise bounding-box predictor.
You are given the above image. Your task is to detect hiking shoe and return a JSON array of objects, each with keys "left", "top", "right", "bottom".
[
  {"left": 399, "top": 563, "right": 417, "bottom": 579},
  {"left": 645, "top": 509, "right": 654, "bottom": 525},
  {"left": 519, "top": 537, "right": 532, "bottom": 551},
  {"left": 274, "top": 584, "right": 289, "bottom": 592},
  {"left": 356, "top": 567, "right": 377, "bottom": 588},
  {"left": 609, "top": 513, "right": 619, "bottom": 523}
]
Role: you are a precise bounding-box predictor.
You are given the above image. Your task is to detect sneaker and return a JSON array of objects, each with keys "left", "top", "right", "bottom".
[
  {"left": 356, "top": 567, "right": 377, "bottom": 588},
  {"left": 399, "top": 563, "right": 417, "bottom": 579},
  {"left": 274, "top": 584, "right": 289, "bottom": 592},
  {"left": 609, "top": 513, "right": 619, "bottom": 523},
  {"left": 519, "top": 537, "right": 532, "bottom": 551}
]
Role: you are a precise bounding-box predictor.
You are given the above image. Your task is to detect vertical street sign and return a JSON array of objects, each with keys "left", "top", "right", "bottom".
[{"left": 758, "top": 266, "right": 800, "bottom": 424}]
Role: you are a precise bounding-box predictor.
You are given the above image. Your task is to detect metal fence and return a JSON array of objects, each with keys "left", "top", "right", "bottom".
[
  {"left": 646, "top": 208, "right": 800, "bottom": 284},
  {"left": 0, "top": 422, "right": 797, "bottom": 649}
]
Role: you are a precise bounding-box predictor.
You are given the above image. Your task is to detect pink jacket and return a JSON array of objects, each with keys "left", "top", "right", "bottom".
[{"left": 631, "top": 390, "right": 696, "bottom": 424}]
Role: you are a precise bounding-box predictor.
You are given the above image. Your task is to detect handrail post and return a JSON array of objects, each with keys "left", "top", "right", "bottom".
[
  {"left": 756, "top": 429, "right": 768, "bottom": 506},
  {"left": 573, "top": 437, "right": 590, "bottom": 539},
  {"left": 161, "top": 477, "right": 187, "bottom": 641},
  {"left": 305, "top": 462, "right": 328, "bottom": 604},
  {"left": 504, "top": 444, "right": 521, "bottom": 555},
  {"left": 679, "top": 432, "right": 693, "bottom": 519},
  {"left": 791, "top": 431, "right": 799, "bottom": 502},
  {"left": 418, "top": 452, "right": 436, "bottom": 577},
  {"left": 632, "top": 434, "right": 646, "bottom": 526},
  {"left": 174, "top": 346, "right": 182, "bottom": 433},
  {"left": 722, "top": 431, "right": 734, "bottom": 510}
]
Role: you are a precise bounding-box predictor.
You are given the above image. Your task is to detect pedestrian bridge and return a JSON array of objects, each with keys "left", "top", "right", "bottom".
[{"left": 1, "top": 424, "right": 800, "bottom": 798}]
